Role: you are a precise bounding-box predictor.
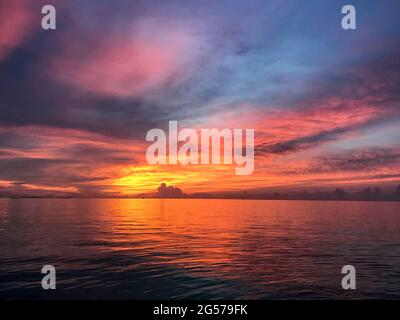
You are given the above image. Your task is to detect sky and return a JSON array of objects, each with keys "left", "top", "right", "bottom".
[{"left": 0, "top": 0, "right": 400, "bottom": 197}]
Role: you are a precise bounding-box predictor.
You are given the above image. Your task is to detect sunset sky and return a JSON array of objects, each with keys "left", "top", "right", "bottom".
[{"left": 0, "top": 0, "right": 400, "bottom": 196}]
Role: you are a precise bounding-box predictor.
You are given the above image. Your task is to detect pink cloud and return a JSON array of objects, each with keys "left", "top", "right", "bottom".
[
  {"left": 0, "top": 0, "right": 37, "bottom": 59},
  {"left": 49, "top": 21, "right": 203, "bottom": 97},
  {"left": 224, "top": 96, "right": 393, "bottom": 147}
]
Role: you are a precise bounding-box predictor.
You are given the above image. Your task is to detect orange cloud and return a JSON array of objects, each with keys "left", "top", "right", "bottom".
[
  {"left": 1, "top": 94, "right": 399, "bottom": 197},
  {"left": 0, "top": 125, "right": 147, "bottom": 196},
  {"left": 202, "top": 96, "right": 393, "bottom": 156}
]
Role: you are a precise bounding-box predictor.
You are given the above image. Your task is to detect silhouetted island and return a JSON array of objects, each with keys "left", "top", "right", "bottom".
[
  {"left": 155, "top": 183, "right": 184, "bottom": 198},
  {"left": 148, "top": 183, "right": 400, "bottom": 201},
  {"left": 2, "top": 184, "right": 400, "bottom": 201}
]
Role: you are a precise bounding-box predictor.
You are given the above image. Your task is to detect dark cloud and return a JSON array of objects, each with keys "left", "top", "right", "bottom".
[
  {"left": 319, "top": 52, "right": 399, "bottom": 105},
  {"left": 256, "top": 127, "right": 349, "bottom": 155},
  {"left": 309, "top": 148, "right": 400, "bottom": 173},
  {"left": 0, "top": 158, "right": 72, "bottom": 183},
  {"left": 57, "top": 144, "right": 135, "bottom": 164},
  {"left": 0, "top": 49, "right": 161, "bottom": 139}
]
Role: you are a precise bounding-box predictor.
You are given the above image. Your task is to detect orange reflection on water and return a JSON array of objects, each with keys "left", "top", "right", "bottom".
[{"left": 2, "top": 198, "right": 400, "bottom": 298}]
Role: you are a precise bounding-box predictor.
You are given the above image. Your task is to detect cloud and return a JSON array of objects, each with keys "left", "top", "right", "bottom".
[
  {"left": 309, "top": 148, "right": 400, "bottom": 173},
  {"left": 0, "top": 126, "right": 146, "bottom": 195},
  {"left": 1, "top": 0, "right": 400, "bottom": 195},
  {"left": 48, "top": 17, "right": 204, "bottom": 98},
  {"left": 253, "top": 97, "right": 396, "bottom": 156},
  {"left": 0, "top": 0, "right": 38, "bottom": 60}
]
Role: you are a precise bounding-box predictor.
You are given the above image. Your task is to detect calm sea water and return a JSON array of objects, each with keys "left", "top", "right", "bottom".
[{"left": 0, "top": 198, "right": 400, "bottom": 299}]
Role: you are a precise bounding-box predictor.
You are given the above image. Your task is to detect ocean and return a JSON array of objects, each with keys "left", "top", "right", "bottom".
[{"left": 1, "top": 198, "right": 399, "bottom": 299}]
